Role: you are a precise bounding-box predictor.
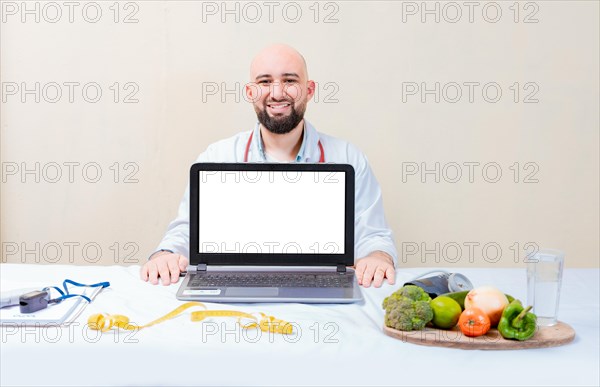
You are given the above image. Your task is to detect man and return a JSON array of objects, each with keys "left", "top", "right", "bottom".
[{"left": 141, "top": 44, "right": 397, "bottom": 288}]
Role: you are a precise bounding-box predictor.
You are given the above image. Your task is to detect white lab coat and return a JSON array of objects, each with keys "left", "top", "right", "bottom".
[{"left": 157, "top": 120, "right": 398, "bottom": 265}]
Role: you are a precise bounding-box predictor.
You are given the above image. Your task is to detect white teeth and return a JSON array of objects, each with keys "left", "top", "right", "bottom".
[{"left": 268, "top": 103, "right": 290, "bottom": 108}]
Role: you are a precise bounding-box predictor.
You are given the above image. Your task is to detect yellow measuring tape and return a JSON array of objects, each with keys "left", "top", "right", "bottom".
[{"left": 87, "top": 302, "right": 293, "bottom": 334}]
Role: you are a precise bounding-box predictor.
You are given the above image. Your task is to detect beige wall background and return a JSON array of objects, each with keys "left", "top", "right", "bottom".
[{"left": 1, "top": 1, "right": 598, "bottom": 268}]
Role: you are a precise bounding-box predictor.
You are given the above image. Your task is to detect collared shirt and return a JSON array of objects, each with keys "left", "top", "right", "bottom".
[
  {"left": 157, "top": 120, "right": 398, "bottom": 264},
  {"left": 256, "top": 122, "right": 309, "bottom": 162},
  {"left": 253, "top": 121, "right": 320, "bottom": 163}
]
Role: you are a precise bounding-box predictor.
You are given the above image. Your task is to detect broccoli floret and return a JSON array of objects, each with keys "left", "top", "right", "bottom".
[{"left": 382, "top": 285, "right": 434, "bottom": 331}]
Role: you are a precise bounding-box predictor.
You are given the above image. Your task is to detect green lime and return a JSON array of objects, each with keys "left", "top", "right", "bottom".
[{"left": 430, "top": 296, "right": 462, "bottom": 329}]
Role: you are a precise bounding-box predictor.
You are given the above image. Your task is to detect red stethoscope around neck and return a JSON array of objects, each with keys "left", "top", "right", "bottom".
[{"left": 243, "top": 131, "right": 325, "bottom": 163}]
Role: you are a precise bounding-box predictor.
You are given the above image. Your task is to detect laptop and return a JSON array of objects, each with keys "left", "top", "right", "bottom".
[{"left": 176, "top": 162, "right": 363, "bottom": 303}]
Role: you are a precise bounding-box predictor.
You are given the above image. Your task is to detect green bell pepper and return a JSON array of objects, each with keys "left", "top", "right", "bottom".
[{"left": 498, "top": 300, "right": 537, "bottom": 341}]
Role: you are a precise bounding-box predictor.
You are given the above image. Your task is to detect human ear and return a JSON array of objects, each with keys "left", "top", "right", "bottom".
[
  {"left": 306, "top": 80, "right": 316, "bottom": 101},
  {"left": 245, "top": 82, "right": 260, "bottom": 103}
]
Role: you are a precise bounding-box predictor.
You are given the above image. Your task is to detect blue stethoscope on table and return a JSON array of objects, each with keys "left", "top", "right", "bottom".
[
  {"left": 243, "top": 131, "right": 325, "bottom": 163},
  {"left": 0, "top": 279, "right": 110, "bottom": 313}
]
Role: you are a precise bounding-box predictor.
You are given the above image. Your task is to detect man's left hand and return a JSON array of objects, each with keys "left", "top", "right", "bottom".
[{"left": 355, "top": 251, "right": 396, "bottom": 288}]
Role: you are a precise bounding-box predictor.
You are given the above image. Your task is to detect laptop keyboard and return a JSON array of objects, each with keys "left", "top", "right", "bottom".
[{"left": 189, "top": 272, "right": 354, "bottom": 288}]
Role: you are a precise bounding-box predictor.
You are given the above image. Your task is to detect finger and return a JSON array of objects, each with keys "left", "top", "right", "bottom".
[
  {"left": 157, "top": 260, "right": 171, "bottom": 286},
  {"left": 167, "top": 257, "right": 181, "bottom": 283},
  {"left": 148, "top": 262, "right": 159, "bottom": 285},
  {"left": 354, "top": 260, "right": 366, "bottom": 285},
  {"left": 362, "top": 265, "right": 376, "bottom": 288},
  {"left": 386, "top": 266, "right": 396, "bottom": 285},
  {"left": 140, "top": 263, "right": 148, "bottom": 281},
  {"left": 179, "top": 255, "right": 189, "bottom": 272},
  {"left": 373, "top": 267, "right": 386, "bottom": 288}
]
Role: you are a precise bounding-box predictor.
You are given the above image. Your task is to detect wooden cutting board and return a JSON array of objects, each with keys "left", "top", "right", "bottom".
[{"left": 383, "top": 321, "right": 575, "bottom": 350}]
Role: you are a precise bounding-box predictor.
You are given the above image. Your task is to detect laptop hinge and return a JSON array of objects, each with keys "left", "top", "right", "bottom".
[
  {"left": 337, "top": 264, "right": 346, "bottom": 273},
  {"left": 197, "top": 263, "right": 207, "bottom": 272}
]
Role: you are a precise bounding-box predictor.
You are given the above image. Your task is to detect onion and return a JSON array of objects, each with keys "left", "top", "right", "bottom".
[{"left": 464, "top": 286, "right": 509, "bottom": 327}]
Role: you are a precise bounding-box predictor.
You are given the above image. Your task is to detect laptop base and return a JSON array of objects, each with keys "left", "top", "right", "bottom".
[{"left": 176, "top": 266, "right": 363, "bottom": 304}]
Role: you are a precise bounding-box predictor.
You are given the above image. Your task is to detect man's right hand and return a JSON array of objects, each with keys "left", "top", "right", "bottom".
[{"left": 140, "top": 252, "right": 189, "bottom": 286}]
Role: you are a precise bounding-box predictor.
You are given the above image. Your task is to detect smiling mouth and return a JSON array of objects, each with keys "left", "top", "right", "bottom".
[{"left": 266, "top": 102, "right": 292, "bottom": 112}]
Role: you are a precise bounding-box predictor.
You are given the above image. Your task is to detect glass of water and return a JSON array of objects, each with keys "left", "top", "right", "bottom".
[{"left": 527, "top": 249, "right": 565, "bottom": 326}]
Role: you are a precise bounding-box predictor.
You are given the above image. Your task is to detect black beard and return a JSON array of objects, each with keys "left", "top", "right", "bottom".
[{"left": 256, "top": 101, "right": 305, "bottom": 135}]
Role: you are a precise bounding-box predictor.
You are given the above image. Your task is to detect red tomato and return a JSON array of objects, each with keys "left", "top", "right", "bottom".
[{"left": 459, "top": 307, "right": 491, "bottom": 337}]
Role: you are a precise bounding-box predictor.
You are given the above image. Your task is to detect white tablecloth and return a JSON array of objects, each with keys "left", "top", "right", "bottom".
[{"left": 1, "top": 264, "right": 598, "bottom": 386}]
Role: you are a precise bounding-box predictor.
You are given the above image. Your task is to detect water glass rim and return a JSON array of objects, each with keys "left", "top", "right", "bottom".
[{"left": 531, "top": 248, "right": 565, "bottom": 261}]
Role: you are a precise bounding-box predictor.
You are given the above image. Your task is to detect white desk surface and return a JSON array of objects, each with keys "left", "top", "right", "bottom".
[{"left": 1, "top": 263, "right": 598, "bottom": 386}]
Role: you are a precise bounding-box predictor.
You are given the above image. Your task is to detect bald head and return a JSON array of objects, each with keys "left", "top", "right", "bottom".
[
  {"left": 250, "top": 44, "right": 308, "bottom": 82},
  {"left": 245, "top": 44, "right": 315, "bottom": 136}
]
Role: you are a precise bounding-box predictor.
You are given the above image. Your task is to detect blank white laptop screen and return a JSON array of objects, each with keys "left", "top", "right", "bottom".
[{"left": 198, "top": 170, "right": 346, "bottom": 255}]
